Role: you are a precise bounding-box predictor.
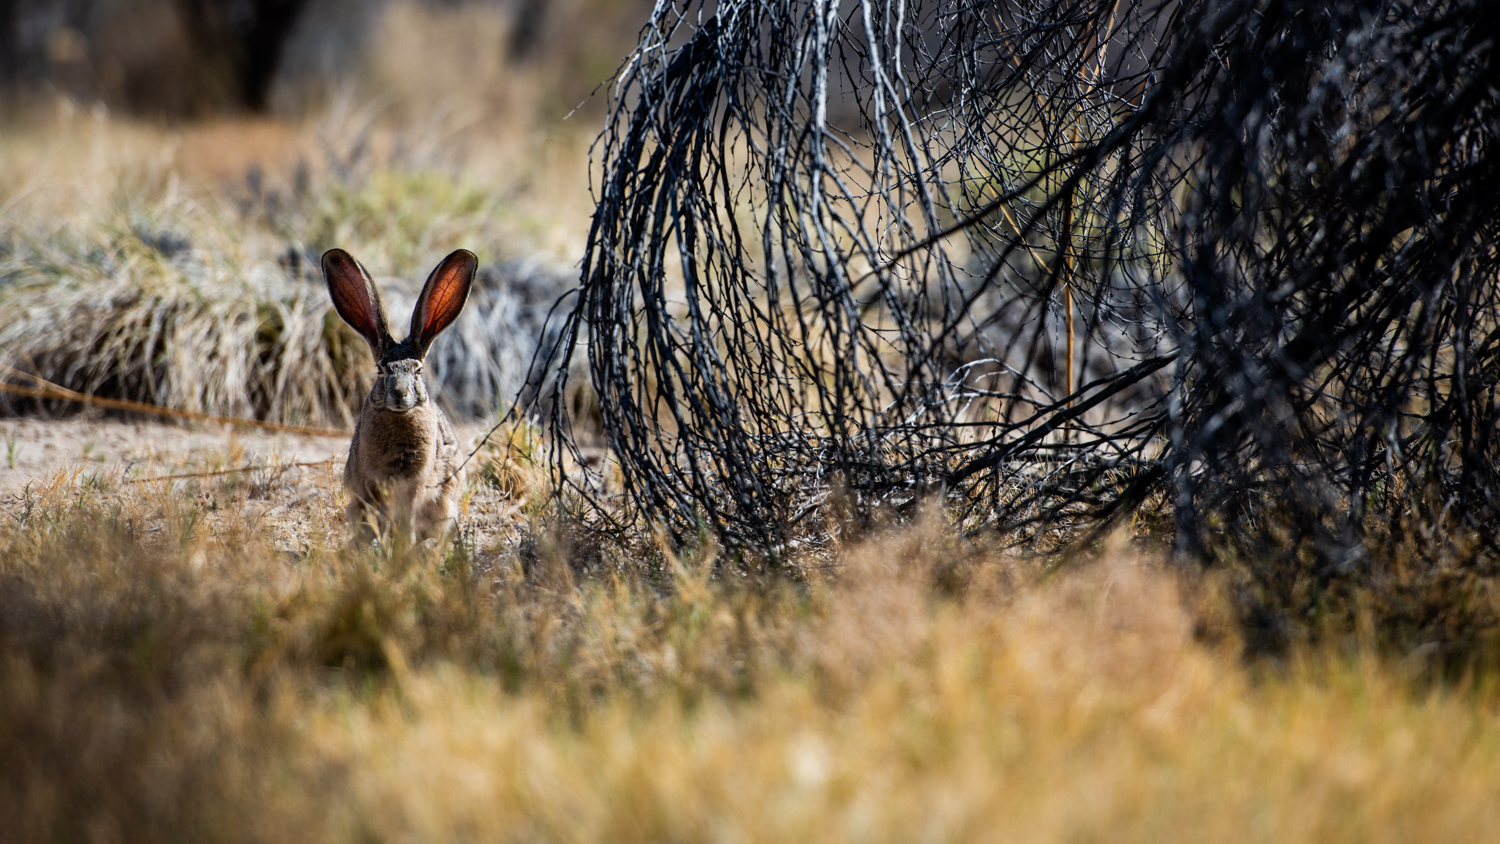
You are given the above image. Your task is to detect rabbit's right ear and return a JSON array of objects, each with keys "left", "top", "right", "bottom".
[
  {"left": 409, "top": 249, "right": 477, "bottom": 360},
  {"left": 322, "top": 249, "right": 393, "bottom": 360}
]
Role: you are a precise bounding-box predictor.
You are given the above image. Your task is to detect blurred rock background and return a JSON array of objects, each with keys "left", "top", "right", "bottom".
[{"left": 0, "top": 0, "right": 650, "bottom": 121}]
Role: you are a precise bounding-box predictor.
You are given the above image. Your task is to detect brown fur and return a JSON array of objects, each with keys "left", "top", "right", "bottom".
[{"left": 344, "top": 389, "right": 464, "bottom": 543}]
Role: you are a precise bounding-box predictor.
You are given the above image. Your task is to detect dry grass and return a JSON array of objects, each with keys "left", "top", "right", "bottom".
[
  {"left": 0, "top": 99, "right": 587, "bottom": 426},
  {"left": 4, "top": 7, "right": 1499, "bottom": 832},
  {"left": 2, "top": 443, "right": 1499, "bottom": 842}
]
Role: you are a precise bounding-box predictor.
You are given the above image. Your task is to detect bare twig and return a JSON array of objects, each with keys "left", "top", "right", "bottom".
[
  {"left": 0, "top": 365, "right": 348, "bottom": 438},
  {"left": 125, "top": 459, "right": 340, "bottom": 484}
]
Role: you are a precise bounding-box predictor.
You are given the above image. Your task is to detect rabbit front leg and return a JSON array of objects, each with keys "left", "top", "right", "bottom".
[
  {"left": 414, "top": 476, "right": 462, "bottom": 541},
  {"left": 347, "top": 478, "right": 428, "bottom": 546},
  {"left": 344, "top": 478, "right": 387, "bottom": 545}
]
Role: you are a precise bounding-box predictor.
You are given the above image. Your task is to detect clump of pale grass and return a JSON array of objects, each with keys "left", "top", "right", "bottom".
[{"left": 0, "top": 108, "right": 574, "bottom": 427}]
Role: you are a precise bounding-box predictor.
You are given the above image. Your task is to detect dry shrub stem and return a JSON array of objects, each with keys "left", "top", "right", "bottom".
[{"left": 550, "top": 0, "right": 1500, "bottom": 603}]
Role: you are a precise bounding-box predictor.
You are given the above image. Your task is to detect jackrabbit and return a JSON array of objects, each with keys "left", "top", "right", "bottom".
[{"left": 322, "top": 248, "right": 476, "bottom": 543}]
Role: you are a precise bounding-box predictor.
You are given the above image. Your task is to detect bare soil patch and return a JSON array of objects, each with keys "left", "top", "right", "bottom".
[
  {"left": 0, "top": 414, "right": 520, "bottom": 556},
  {"left": 0, "top": 415, "right": 349, "bottom": 494}
]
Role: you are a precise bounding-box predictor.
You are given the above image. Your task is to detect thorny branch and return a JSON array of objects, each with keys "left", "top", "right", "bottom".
[{"left": 534, "top": 0, "right": 1500, "bottom": 572}]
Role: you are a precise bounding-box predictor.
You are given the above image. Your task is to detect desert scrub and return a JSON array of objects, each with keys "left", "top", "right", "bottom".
[
  {"left": 0, "top": 208, "right": 367, "bottom": 425},
  {"left": 0, "top": 115, "right": 572, "bottom": 426},
  {"left": 293, "top": 169, "right": 500, "bottom": 276}
]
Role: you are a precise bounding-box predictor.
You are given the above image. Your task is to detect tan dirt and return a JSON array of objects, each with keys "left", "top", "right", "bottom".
[
  {"left": 0, "top": 415, "right": 522, "bottom": 556},
  {"left": 0, "top": 416, "right": 350, "bottom": 495}
]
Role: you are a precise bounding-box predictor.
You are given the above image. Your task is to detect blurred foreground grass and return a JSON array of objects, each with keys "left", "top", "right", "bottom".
[{"left": 3, "top": 450, "right": 1500, "bottom": 842}]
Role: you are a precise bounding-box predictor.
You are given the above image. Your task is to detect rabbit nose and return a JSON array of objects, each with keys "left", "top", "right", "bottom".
[{"left": 387, "top": 378, "right": 415, "bottom": 408}]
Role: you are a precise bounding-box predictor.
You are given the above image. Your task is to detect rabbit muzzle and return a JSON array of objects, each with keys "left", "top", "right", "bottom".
[{"left": 373, "top": 359, "right": 428, "bottom": 413}]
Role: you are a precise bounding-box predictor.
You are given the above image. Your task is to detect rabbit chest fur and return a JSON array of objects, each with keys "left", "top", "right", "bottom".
[{"left": 345, "top": 398, "right": 463, "bottom": 541}]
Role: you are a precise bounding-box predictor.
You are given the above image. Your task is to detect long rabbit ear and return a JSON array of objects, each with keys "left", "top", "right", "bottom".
[
  {"left": 322, "top": 249, "right": 394, "bottom": 360},
  {"left": 410, "top": 249, "right": 477, "bottom": 360}
]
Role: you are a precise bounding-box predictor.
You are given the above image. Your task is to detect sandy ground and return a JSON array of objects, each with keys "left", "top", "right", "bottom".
[
  {"left": 0, "top": 416, "right": 350, "bottom": 495},
  {"left": 0, "top": 415, "right": 523, "bottom": 556}
]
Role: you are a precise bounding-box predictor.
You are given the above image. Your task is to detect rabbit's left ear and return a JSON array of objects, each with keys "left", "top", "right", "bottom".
[
  {"left": 410, "top": 249, "right": 477, "bottom": 359},
  {"left": 323, "top": 248, "right": 394, "bottom": 360}
]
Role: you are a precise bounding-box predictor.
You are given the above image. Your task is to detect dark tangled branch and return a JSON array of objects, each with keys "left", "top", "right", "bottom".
[{"left": 536, "top": 0, "right": 1500, "bottom": 571}]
